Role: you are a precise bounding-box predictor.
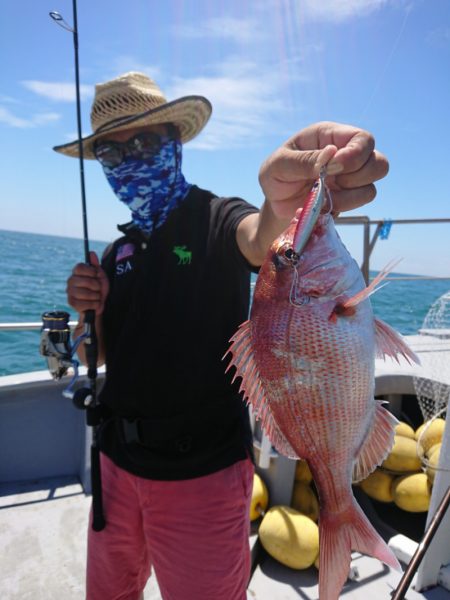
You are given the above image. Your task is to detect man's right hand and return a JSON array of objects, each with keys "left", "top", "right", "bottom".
[{"left": 67, "top": 251, "right": 110, "bottom": 316}]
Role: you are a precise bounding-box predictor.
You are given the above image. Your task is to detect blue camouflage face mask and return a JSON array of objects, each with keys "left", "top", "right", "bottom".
[{"left": 102, "top": 137, "right": 191, "bottom": 234}]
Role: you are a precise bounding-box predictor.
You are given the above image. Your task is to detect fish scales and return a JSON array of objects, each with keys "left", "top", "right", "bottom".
[{"left": 227, "top": 178, "right": 419, "bottom": 600}]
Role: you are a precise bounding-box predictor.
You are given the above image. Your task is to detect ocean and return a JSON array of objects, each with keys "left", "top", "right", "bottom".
[{"left": 1, "top": 228, "right": 449, "bottom": 377}]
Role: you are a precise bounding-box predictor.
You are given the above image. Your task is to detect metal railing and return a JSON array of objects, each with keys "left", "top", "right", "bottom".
[
  {"left": 336, "top": 216, "right": 450, "bottom": 284},
  {"left": 0, "top": 322, "right": 77, "bottom": 331}
]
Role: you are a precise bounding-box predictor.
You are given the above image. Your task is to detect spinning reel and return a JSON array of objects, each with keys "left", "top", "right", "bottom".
[{"left": 40, "top": 310, "right": 94, "bottom": 409}]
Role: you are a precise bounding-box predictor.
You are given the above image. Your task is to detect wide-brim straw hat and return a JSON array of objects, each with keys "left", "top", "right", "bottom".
[{"left": 53, "top": 71, "right": 212, "bottom": 159}]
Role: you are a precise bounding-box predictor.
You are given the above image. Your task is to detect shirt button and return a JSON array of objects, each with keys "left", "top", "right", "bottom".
[{"left": 141, "top": 242, "right": 147, "bottom": 250}]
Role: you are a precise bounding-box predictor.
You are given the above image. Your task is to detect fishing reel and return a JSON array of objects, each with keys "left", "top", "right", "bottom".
[{"left": 40, "top": 310, "right": 92, "bottom": 408}]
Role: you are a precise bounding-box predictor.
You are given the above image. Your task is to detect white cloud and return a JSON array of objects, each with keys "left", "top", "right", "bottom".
[
  {"left": 0, "top": 106, "right": 61, "bottom": 129},
  {"left": 0, "top": 106, "right": 30, "bottom": 128},
  {"left": 176, "top": 16, "right": 266, "bottom": 44},
  {"left": 426, "top": 26, "right": 450, "bottom": 48},
  {"left": 21, "top": 80, "right": 93, "bottom": 102},
  {"left": 107, "top": 56, "right": 161, "bottom": 80},
  {"left": 33, "top": 113, "right": 61, "bottom": 125},
  {"left": 167, "top": 57, "right": 289, "bottom": 150},
  {"left": 0, "top": 94, "right": 18, "bottom": 104},
  {"left": 299, "top": 0, "right": 389, "bottom": 22}
]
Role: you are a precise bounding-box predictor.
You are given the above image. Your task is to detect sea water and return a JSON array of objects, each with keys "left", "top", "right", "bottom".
[{"left": 1, "top": 229, "right": 449, "bottom": 377}]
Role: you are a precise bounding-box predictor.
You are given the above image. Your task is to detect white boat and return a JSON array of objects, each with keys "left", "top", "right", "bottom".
[
  {"left": 1, "top": 332, "right": 449, "bottom": 599},
  {"left": 1, "top": 218, "right": 450, "bottom": 599}
]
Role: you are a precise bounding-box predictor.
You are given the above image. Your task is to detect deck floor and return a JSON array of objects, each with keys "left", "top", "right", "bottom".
[
  {"left": 1, "top": 478, "right": 449, "bottom": 600},
  {"left": 249, "top": 547, "right": 450, "bottom": 600},
  {"left": 0, "top": 478, "right": 162, "bottom": 600}
]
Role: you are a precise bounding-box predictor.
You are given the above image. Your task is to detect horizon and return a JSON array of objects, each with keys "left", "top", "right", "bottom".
[{"left": 1, "top": 226, "right": 448, "bottom": 280}]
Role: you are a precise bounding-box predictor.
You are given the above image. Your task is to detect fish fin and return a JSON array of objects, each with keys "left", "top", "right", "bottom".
[
  {"left": 319, "top": 500, "right": 401, "bottom": 600},
  {"left": 225, "top": 321, "right": 299, "bottom": 459},
  {"left": 374, "top": 318, "right": 420, "bottom": 365},
  {"left": 341, "top": 259, "right": 402, "bottom": 309},
  {"left": 352, "top": 401, "right": 398, "bottom": 482}
]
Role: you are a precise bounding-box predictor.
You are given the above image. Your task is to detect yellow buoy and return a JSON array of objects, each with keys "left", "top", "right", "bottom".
[
  {"left": 426, "top": 445, "right": 441, "bottom": 484},
  {"left": 414, "top": 422, "right": 427, "bottom": 441},
  {"left": 392, "top": 473, "right": 431, "bottom": 512},
  {"left": 295, "top": 459, "right": 313, "bottom": 483},
  {"left": 426, "top": 442, "right": 442, "bottom": 458},
  {"left": 249, "top": 473, "right": 269, "bottom": 521},
  {"left": 418, "top": 418, "right": 446, "bottom": 455},
  {"left": 360, "top": 468, "right": 395, "bottom": 503},
  {"left": 259, "top": 506, "right": 319, "bottom": 569},
  {"left": 395, "top": 422, "right": 416, "bottom": 439},
  {"left": 291, "top": 481, "right": 320, "bottom": 521},
  {"left": 382, "top": 435, "right": 422, "bottom": 473}
]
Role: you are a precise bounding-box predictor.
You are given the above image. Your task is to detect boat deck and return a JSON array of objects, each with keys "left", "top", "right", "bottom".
[
  {"left": 0, "top": 477, "right": 165, "bottom": 600},
  {"left": 2, "top": 477, "right": 449, "bottom": 600},
  {"left": 1, "top": 333, "right": 449, "bottom": 599}
]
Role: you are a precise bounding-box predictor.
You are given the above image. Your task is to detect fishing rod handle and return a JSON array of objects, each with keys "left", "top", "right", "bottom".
[{"left": 91, "top": 443, "right": 106, "bottom": 531}]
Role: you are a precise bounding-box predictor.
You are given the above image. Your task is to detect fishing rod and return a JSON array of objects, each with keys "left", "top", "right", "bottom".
[
  {"left": 40, "top": 0, "right": 105, "bottom": 531},
  {"left": 391, "top": 485, "right": 450, "bottom": 599}
]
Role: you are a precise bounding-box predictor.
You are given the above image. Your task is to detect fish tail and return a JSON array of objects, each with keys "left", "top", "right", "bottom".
[{"left": 318, "top": 501, "right": 401, "bottom": 600}]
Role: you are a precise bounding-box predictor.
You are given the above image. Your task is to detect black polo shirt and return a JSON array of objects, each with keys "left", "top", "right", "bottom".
[{"left": 98, "top": 185, "right": 259, "bottom": 480}]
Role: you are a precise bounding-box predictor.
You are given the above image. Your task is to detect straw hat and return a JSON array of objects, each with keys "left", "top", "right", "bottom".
[{"left": 53, "top": 72, "right": 212, "bottom": 159}]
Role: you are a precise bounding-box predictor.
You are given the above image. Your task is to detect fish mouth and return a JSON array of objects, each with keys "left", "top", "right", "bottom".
[{"left": 292, "top": 175, "right": 326, "bottom": 256}]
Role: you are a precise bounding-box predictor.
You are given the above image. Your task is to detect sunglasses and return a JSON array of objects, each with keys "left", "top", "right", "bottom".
[{"left": 94, "top": 130, "right": 175, "bottom": 168}]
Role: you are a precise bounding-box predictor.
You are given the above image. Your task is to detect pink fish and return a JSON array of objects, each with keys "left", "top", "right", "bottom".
[{"left": 227, "top": 174, "right": 419, "bottom": 599}]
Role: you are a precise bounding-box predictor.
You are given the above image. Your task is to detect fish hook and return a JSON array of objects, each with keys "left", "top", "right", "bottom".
[{"left": 289, "top": 264, "right": 310, "bottom": 307}]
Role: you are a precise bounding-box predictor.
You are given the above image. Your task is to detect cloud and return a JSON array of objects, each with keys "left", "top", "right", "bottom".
[
  {"left": 0, "top": 94, "right": 18, "bottom": 104},
  {"left": 426, "top": 26, "right": 450, "bottom": 48},
  {"left": 176, "top": 16, "right": 266, "bottom": 44},
  {"left": 167, "top": 57, "right": 290, "bottom": 150},
  {"left": 291, "top": 0, "right": 390, "bottom": 23},
  {"left": 21, "top": 80, "right": 93, "bottom": 102},
  {"left": 0, "top": 106, "right": 61, "bottom": 129},
  {"left": 107, "top": 56, "right": 161, "bottom": 80}
]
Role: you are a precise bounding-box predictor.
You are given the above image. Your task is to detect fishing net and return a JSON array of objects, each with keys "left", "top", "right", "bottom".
[
  {"left": 413, "top": 290, "right": 450, "bottom": 471},
  {"left": 414, "top": 291, "right": 450, "bottom": 421}
]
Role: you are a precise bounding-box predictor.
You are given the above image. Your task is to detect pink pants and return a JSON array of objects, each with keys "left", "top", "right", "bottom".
[{"left": 86, "top": 453, "right": 254, "bottom": 600}]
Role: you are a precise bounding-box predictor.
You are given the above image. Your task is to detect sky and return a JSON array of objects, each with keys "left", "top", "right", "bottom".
[{"left": 1, "top": 0, "right": 449, "bottom": 276}]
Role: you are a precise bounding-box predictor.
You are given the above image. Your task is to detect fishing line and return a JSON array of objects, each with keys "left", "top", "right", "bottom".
[{"left": 359, "top": 5, "right": 411, "bottom": 120}]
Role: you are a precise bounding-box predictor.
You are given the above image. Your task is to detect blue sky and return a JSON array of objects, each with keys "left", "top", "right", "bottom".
[{"left": 1, "top": 0, "right": 449, "bottom": 276}]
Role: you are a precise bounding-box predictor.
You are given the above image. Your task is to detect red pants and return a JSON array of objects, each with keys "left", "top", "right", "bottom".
[{"left": 86, "top": 453, "right": 254, "bottom": 600}]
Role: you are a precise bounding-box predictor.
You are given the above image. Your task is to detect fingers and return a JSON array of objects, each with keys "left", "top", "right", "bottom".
[
  {"left": 89, "top": 251, "right": 100, "bottom": 267},
  {"left": 293, "top": 121, "right": 382, "bottom": 179},
  {"left": 329, "top": 184, "right": 377, "bottom": 213},
  {"left": 67, "top": 258, "right": 109, "bottom": 315},
  {"left": 326, "top": 149, "right": 388, "bottom": 212},
  {"left": 333, "top": 149, "right": 389, "bottom": 189}
]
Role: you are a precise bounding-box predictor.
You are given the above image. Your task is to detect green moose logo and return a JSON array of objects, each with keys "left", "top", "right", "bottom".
[{"left": 173, "top": 245, "right": 192, "bottom": 265}]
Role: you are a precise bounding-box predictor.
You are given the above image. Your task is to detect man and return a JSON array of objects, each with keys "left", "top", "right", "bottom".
[{"left": 58, "top": 72, "right": 388, "bottom": 600}]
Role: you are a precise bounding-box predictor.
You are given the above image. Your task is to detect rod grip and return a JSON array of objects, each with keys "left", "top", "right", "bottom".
[{"left": 91, "top": 444, "right": 106, "bottom": 531}]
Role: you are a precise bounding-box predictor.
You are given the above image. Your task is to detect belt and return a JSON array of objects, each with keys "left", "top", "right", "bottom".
[
  {"left": 117, "top": 399, "right": 242, "bottom": 452},
  {"left": 121, "top": 418, "right": 195, "bottom": 453}
]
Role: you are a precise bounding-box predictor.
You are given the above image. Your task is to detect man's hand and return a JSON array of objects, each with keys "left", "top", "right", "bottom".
[
  {"left": 67, "top": 251, "right": 110, "bottom": 316},
  {"left": 258, "top": 121, "right": 389, "bottom": 219}
]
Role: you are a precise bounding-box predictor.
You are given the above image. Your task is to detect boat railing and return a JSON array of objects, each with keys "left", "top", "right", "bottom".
[
  {"left": 0, "top": 322, "right": 77, "bottom": 331},
  {"left": 335, "top": 215, "right": 450, "bottom": 284}
]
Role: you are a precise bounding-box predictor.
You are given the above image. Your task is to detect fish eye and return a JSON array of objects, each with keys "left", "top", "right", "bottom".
[
  {"left": 273, "top": 246, "right": 298, "bottom": 268},
  {"left": 284, "top": 247, "right": 299, "bottom": 263},
  {"left": 284, "top": 248, "right": 295, "bottom": 260}
]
